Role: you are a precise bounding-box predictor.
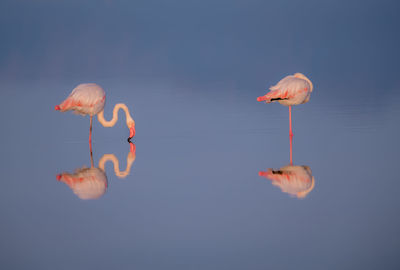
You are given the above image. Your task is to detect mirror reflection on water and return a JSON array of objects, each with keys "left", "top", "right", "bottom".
[{"left": 57, "top": 143, "right": 136, "bottom": 200}]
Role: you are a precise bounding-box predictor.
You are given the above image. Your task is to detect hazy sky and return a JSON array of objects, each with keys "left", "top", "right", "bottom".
[{"left": 0, "top": 0, "right": 399, "bottom": 94}]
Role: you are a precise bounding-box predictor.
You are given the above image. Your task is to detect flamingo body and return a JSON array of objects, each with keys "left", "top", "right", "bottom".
[
  {"left": 55, "top": 83, "right": 105, "bottom": 116},
  {"left": 257, "top": 73, "right": 313, "bottom": 105}
]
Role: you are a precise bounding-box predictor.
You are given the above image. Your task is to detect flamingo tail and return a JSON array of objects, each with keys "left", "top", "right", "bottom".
[{"left": 257, "top": 90, "right": 288, "bottom": 103}]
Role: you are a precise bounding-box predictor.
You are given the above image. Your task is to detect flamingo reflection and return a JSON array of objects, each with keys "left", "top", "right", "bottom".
[
  {"left": 259, "top": 165, "right": 315, "bottom": 198},
  {"left": 57, "top": 142, "right": 136, "bottom": 200},
  {"left": 258, "top": 132, "right": 315, "bottom": 198}
]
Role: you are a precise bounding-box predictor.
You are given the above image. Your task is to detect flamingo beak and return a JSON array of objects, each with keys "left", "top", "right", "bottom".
[
  {"left": 56, "top": 174, "right": 62, "bottom": 181},
  {"left": 55, "top": 105, "right": 61, "bottom": 110}
]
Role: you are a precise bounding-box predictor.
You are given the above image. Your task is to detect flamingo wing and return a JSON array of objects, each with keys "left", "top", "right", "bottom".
[
  {"left": 58, "top": 83, "right": 105, "bottom": 115},
  {"left": 257, "top": 73, "right": 312, "bottom": 104},
  {"left": 269, "top": 75, "right": 310, "bottom": 99}
]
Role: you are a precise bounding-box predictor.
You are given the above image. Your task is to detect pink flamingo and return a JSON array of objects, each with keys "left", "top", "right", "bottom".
[
  {"left": 257, "top": 73, "right": 313, "bottom": 164},
  {"left": 55, "top": 83, "right": 136, "bottom": 145}
]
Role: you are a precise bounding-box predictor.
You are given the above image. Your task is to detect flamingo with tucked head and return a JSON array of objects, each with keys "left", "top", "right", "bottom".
[
  {"left": 55, "top": 83, "right": 136, "bottom": 144},
  {"left": 257, "top": 73, "right": 313, "bottom": 163}
]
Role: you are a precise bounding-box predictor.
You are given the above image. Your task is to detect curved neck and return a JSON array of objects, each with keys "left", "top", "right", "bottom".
[
  {"left": 98, "top": 150, "right": 136, "bottom": 178},
  {"left": 97, "top": 103, "right": 135, "bottom": 128}
]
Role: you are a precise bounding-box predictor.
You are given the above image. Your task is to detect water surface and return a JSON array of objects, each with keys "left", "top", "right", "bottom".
[{"left": 1, "top": 1, "right": 400, "bottom": 269}]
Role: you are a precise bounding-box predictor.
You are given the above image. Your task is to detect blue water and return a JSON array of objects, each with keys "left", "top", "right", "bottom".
[{"left": 1, "top": 1, "right": 400, "bottom": 269}]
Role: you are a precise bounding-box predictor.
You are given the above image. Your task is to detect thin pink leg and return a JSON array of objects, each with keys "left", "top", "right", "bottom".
[
  {"left": 89, "top": 116, "right": 93, "bottom": 155},
  {"left": 289, "top": 106, "right": 293, "bottom": 165}
]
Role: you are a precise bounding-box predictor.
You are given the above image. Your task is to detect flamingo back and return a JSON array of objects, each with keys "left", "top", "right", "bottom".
[
  {"left": 59, "top": 83, "right": 106, "bottom": 116},
  {"left": 267, "top": 75, "right": 312, "bottom": 106}
]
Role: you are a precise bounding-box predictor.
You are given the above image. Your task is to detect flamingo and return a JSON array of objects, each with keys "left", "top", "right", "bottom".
[
  {"left": 257, "top": 73, "right": 313, "bottom": 164},
  {"left": 55, "top": 83, "right": 136, "bottom": 145}
]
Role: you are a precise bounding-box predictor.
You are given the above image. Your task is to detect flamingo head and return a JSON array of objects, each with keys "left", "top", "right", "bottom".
[
  {"left": 294, "top": 73, "right": 313, "bottom": 92},
  {"left": 294, "top": 73, "right": 306, "bottom": 79},
  {"left": 55, "top": 105, "right": 61, "bottom": 110}
]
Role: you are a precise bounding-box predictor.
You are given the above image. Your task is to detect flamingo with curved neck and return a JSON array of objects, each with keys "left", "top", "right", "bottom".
[{"left": 55, "top": 83, "right": 136, "bottom": 146}]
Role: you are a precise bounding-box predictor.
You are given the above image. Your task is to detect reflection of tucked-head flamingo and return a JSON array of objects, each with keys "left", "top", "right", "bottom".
[
  {"left": 259, "top": 165, "right": 315, "bottom": 199},
  {"left": 57, "top": 143, "right": 136, "bottom": 200},
  {"left": 55, "top": 83, "right": 136, "bottom": 143},
  {"left": 257, "top": 73, "right": 313, "bottom": 139}
]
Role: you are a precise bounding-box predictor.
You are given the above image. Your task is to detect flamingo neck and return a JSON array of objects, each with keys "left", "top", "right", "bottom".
[
  {"left": 97, "top": 103, "right": 135, "bottom": 129},
  {"left": 303, "top": 76, "right": 313, "bottom": 92},
  {"left": 294, "top": 73, "right": 313, "bottom": 92},
  {"left": 98, "top": 150, "right": 136, "bottom": 178}
]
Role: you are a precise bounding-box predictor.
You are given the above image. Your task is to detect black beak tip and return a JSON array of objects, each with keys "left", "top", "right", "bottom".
[{"left": 127, "top": 137, "right": 132, "bottom": 143}]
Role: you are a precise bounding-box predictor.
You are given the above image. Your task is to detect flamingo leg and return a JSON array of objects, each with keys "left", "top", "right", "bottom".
[
  {"left": 89, "top": 116, "right": 93, "bottom": 155},
  {"left": 90, "top": 144, "right": 94, "bottom": 168},
  {"left": 289, "top": 106, "right": 293, "bottom": 165}
]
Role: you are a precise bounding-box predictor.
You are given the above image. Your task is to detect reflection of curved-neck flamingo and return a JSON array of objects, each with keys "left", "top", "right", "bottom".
[
  {"left": 257, "top": 73, "right": 313, "bottom": 163},
  {"left": 55, "top": 83, "right": 136, "bottom": 144},
  {"left": 56, "top": 142, "right": 136, "bottom": 200}
]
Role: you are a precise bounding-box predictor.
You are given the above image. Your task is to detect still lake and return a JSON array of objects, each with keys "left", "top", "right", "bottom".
[{"left": 1, "top": 0, "right": 400, "bottom": 269}]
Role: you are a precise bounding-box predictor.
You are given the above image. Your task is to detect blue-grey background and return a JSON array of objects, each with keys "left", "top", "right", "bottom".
[{"left": 1, "top": 0, "right": 400, "bottom": 269}]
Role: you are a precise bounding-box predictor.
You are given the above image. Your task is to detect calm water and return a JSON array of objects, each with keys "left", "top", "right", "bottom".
[{"left": 1, "top": 1, "right": 400, "bottom": 269}]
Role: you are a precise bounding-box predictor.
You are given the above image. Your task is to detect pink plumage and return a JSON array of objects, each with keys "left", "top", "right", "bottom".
[
  {"left": 55, "top": 83, "right": 105, "bottom": 116},
  {"left": 57, "top": 167, "right": 108, "bottom": 200},
  {"left": 257, "top": 73, "right": 313, "bottom": 105},
  {"left": 259, "top": 165, "right": 315, "bottom": 198}
]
